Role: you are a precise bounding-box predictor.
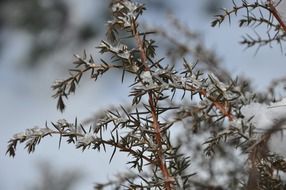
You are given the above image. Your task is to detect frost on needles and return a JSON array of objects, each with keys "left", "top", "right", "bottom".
[{"left": 6, "top": 0, "right": 286, "bottom": 189}]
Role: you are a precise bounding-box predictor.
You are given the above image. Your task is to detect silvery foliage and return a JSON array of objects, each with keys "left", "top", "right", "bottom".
[{"left": 6, "top": 0, "right": 286, "bottom": 189}]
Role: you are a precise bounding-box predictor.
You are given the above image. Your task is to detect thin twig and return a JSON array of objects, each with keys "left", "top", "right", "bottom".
[
  {"left": 268, "top": 0, "right": 286, "bottom": 32},
  {"left": 131, "top": 18, "right": 173, "bottom": 190}
]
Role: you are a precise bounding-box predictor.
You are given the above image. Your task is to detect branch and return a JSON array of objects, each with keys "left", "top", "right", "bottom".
[
  {"left": 131, "top": 17, "right": 173, "bottom": 190},
  {"left": 267, "top": 0, "right": 286, "bottom": 32}
]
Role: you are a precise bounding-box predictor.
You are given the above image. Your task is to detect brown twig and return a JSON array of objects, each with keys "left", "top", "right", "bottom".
[
  {"left": 131, "top": 18, "right": 173, "bottom": 190},
  {"left": 268, "top": 0, "right": 286, "bottom": 32},
  {"left": 183, "top": 85, "right": 235, "bottom": 121}
]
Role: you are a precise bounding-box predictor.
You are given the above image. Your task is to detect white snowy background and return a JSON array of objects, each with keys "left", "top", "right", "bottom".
[
  {"left": 241, "top": 98, "right": 286, "bottom": 157},
  {"left": 1, "top": 0, "right": 286, "bottom": 189}
]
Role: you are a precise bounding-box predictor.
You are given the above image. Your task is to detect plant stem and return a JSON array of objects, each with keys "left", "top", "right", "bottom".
[
  {"left": 268, "top": 0, "right": 286, "bottom": 32},
  {"left": 132, "top": 19, "right": 173, "bottom": 190}
]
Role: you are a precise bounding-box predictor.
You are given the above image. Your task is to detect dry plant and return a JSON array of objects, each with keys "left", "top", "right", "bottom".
[{"left": 6, "top": 0, "right": 286, "bottom": 189}]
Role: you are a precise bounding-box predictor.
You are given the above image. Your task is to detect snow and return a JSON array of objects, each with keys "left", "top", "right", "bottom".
[
  {"left": 76, "top": 133, "right": 97, "bottom": 147},
  {"left": 241, "top": 97, "right": 286, "bottom": 156},
  {"left": 241, "top": 102, "right": 273, "bottom": 130},
  {"left": 241, "top": 98, "right": 286, "bottom": 130},
  {"left": 140, "top": 71, "right": 153, "bottom": 86}
]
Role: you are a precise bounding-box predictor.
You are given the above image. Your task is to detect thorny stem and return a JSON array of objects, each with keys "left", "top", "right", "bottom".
[
  {"left": 132, "top": 19, "right": 233, "bottom": 189},
  {"left": 131, "top": 12, "right": 234, "bottom": 189},
  {"left": 213, "top": 0, "right": 286, "bottom": 33},
  {"left": 48, "top": 131, "right": 154, "bottom": 164},
  {"left": 60, "top": 60, "right": 122, "bottom": 88},
  {"left": 267, "top": 0, "right": 286, "bottom": 33},
  {"left": 153, "top": 31, "right": 234, "bottom": 121},
  {"left": 73, "top": 55, "right": 235, "bottom": 123},
  {"left": 131, "top": 19, "right": 173, "bottom": 190},
  {"left": 170, "top": 83, "right": 234, "bottom": 121},
  {"left": 202, "top": 90, "right": 234, "bottom": 121},
  {"left": 193, "top": 88, "right": 234, "bottom": 121}
]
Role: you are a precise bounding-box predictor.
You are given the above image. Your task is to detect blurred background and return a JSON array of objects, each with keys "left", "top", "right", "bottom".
[{"left": 1, "top": 0, "right": 285, "bottom": 189}]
